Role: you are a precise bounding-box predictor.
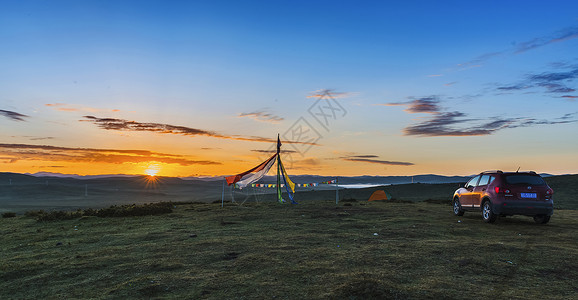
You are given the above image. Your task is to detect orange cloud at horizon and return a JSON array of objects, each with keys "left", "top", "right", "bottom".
[
  {"left": 0, "top": 141, "right": 417, "bottom": 177},
  {"left": 0, "top": 143, "right": 226, "bottom": 177},
  {"left": 45, "top": 103, "right": 121, "bottom": 113}
]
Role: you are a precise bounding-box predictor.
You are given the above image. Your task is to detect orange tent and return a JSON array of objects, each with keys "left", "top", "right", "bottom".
[{"left": 368, "top": 190, "right": 389, "bottom": 201}]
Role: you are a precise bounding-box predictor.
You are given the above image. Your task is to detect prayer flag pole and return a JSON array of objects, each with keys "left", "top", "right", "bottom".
[
  {"left": 224, "top": 134, "right": 294, "bottom": 205},
  {"left": 221, "top": 179, "right": 225, "bottom": 208},
  {"left": 276, "top": 134, "right": 283, "bottom": 203},
  {"left": 335, "top": 177, "right": 339, "bottom": 205}
]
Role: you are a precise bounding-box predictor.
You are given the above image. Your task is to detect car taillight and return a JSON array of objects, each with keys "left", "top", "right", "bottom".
[
  {"left": 546, "top": 188, "right": 553, "bottom": 195},
  {"left": 494, "top": 187, "right": 510, "bottom": 194}
]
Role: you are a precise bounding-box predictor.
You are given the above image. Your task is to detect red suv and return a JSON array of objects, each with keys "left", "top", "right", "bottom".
[{"left": 452, "top": 171, "right": 554, "bottom": 223}]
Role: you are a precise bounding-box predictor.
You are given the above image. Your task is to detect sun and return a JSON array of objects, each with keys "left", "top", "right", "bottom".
[
  {"left": 145, "top": 168, "right": 159, "bottom": 176},
  {"left": 143, "top": 164, "right": 162, "bottom": 189},
  {"left": 144, "top": 164, "right": 161, "bottom": 177}
]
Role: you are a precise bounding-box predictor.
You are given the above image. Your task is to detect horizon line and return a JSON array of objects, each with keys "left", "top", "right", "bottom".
[{"left": 2, "top": 171, "right": 575, "bottom": 179}]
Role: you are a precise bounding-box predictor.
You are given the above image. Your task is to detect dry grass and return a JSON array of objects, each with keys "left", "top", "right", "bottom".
[{"left": 1, "top": 200, "right": 577, "bottom": 299}]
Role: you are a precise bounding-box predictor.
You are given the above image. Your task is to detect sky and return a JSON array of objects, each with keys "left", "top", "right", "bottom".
[{"left": 1, "top": 0, "right": 577, "bottom": 177}]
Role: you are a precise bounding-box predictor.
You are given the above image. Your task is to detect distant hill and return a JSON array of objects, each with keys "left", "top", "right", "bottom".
[
  {"left": 14, "top": 172, "right": 472, "bottom": 184},
  {"left": 0, "top": 172, "right": 38, "bottom": 182},
  {"left": 24, "top": 172, "right": 140, "bottom": 179},
  {"left": 8, "top": 172, "right": 564, "bottom": 185}
]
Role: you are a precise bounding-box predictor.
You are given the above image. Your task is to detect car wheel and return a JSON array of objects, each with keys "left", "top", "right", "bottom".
[
  {"left": 482, "top": 201, "right": 497, "bottom": 223},
  {"left": 533, "top": 215, "right": 551, "bottom": 224},
  {"left": 453, "top": 198, "right": 464, "bottom": 216}
]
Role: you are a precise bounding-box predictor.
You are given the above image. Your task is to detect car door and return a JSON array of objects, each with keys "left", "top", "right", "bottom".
[
  {"left": 472, "top": 175, "right": 491, "bottom": 209},
  {"left": 460, "top": 175, "right": 480, "bottom": 208}
]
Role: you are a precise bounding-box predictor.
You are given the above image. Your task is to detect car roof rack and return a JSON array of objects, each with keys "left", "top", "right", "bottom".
[
  {"left": 480, "top": 170, "right": 503, "bottom": 174},
  {"left": 486, "top": 170, "right": 537, "bottom": 174}
]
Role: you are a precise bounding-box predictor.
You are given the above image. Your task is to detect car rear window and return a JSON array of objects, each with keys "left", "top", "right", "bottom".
[{"left": 504, "top": 174, "right": 546, "bottom": 186}]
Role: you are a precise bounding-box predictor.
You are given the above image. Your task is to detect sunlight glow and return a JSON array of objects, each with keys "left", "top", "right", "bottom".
[{"left": 144, "top": 164, "right": 161, "bottom": 177}]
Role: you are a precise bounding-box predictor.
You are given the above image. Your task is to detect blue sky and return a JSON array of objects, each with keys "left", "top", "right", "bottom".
[{"left": 1, "top": 1, "right": 577, "bottom": 176}]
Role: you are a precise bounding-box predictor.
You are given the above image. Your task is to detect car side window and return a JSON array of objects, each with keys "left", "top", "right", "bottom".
[
  {"left": 478, "top": 175, "right": 490, "bottom": 186},
  {"left": 466, "top": 176, "right": 480, "bottom": 188},
  {"left": 488, "top": 176, "right": 495, "bottom": 185}
]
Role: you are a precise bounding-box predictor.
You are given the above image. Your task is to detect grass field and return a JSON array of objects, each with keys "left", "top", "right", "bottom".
[{"left": 1, "top": 199, "right": 577, "bottom": 299}]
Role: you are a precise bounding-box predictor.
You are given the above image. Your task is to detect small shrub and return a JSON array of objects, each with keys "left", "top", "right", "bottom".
[
  {"left": 423, "top": 198, "right": 451, "bottom": 205},
  {"left": 83, "top": 208, "right": 98, "bottom": 216},
  {"left": 2, "top": 212, "right": 16, "bottom": 218},
  {"left": 341, "top": 198, "right": 357, "bottom": 202},
  {"left": 213, "top": 200, "right": 230, "bottom": 204},
  {"left": 94, "top": 202, "right": 173, "bottom": 217},
  {"left": 36, "top": 210, "right": 83, "bottom": 222},
  {"left": 388, "top": 198, "right": 413, "bottom": 203},
  {"left": 29, "top": 202, "right": 174, "bottom": 222},
  {"left": 25, "top": 210, "right": 46, "bottom": 218}
]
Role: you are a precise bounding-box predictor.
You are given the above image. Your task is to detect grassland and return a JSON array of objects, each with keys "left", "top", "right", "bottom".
[{"left": 1, "top": 199, "right": 577, "bottom": 299}]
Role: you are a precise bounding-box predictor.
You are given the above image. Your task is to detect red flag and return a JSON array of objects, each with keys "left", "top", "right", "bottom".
[{"left": 225, "top": 153, "right": 277, "bottom": 186}]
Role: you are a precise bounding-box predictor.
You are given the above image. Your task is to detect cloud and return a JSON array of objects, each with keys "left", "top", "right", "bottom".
[
  {"left": 294, "top": 158, "right": 321, "bottom": 166},
  {"left": 10, "top": 136, "right": 55, "bottom": 141},
  {"left": 510, "top": 114, "right": 578, "bottom": 128},
  {"left": 1, "top": 109, "right": 29, "bottom": 121},
  {"left": 561, "top": 95, "right": 578, "bottom": 99},
  {"left": 239, "top": 110, "right": 284, "bottom": 123},
  {"left": 82, "top": 116, "right": 318, "bottom": 146},
  {"left": 0, "top": 143, "right": 221, "bottom": 166},
  {"left": 46, "top": 103, "right": 120, "bottom": 113},
  {"left": 402, "top": 111, "right": 577, "bottom": 137},
  {"left": 496, "top": 84, "right": 532, "bottom": 91},
  {"left": 347, "top": 155, "right": 379, "bottom": 159},
  {"left": 340, "top": 155, "right": 414, "bottom": 166},
  {"left": 385, "top": 94, "right": 577, "bottom": 137},
  {"left": 384, "top": 96, "right": 442, "bottom": 114},
  {"left": 251, "top": 149, "right": 297, "bottom": 154},
  {"left": 403, "top": 112, "right": 513, "bottom": 137},
  {"left": 34, "top": 165, "right": 65, "bottom": 168},
  {"left": 307, "top": 89, "right": 351, "bottom": 99},
  {"left": 496, "top": 66, "right": 578, "bottom": 95},
  {"left": 537, "top": 83, "right": 575, "bottom": 93},
  {"left": 515, "top": 26, "right": 578, "bottom": 54},
  {"left": 530, "top": 68, "right": 578, "bottom": 82},
  {"left": 384, "top": 97, "right": 509, "bottom": 136},
  {"left": 82, "top": 115, "right": 215, "bottom": 135},
  {"left": 549, "top": 61, "right": 577, "bottom": 69},
  {"left": 30, "top": 137, "right": 56, "bottom": 141},
  {"left": 559, "top": 112, "right": 578, "bottom": 120},
  {"left": 457, "top": 52, "right": 503, "bottom": 69},
  {"left": 458, "top": 26, "right": 578, "bottom": 68},
  {"left": 0, "top": 156, "right": 19, "bottom": 163}
]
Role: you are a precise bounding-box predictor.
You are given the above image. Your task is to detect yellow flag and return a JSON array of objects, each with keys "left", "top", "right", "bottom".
[{"left": 279, "top": 158, "right": 295, "bottom": 193}]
